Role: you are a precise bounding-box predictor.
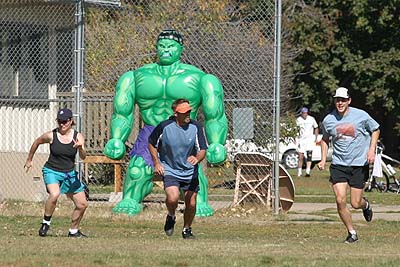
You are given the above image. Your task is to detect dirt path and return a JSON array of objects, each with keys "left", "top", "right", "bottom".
[{"left": 288, "top": 202, "right": 400, "bottom": 221}]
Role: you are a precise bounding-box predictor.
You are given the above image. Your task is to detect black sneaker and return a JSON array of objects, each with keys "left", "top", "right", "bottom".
[
  {"left": 362, "top": 197, "right": 373, "bottom": 222},
  {"left": 68, "top": 230, "right": 88, "bottom": 238},
  {"left": 305, "top": 173, "right": 310, "bottom": 177},
  {"left": 344, "top": 232, "right": 358, "bottom": 244},
  {"left": 38, "top": 223, "right": 50, "bottom": 237},
  {"left": 182, "top": 227, "right": 195, "bottom": 239},
  {"left": 164, "top": 215, "right": 176, "bottom": 236}
]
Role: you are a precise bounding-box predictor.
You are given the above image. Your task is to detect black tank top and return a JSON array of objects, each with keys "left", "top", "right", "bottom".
[{"left": 44, "top": 129, "right": 78, "bottom": 172}]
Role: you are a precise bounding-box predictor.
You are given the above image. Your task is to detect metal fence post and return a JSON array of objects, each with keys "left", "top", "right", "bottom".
[
  {"left": 273, "top": 0, "right": 282, "bottom": 214},
  {"left": 75, "top": 0, "right": 85, "bottom": 178}
]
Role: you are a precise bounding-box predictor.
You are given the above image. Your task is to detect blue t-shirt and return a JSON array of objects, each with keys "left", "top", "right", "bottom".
[
  {"left": 148, "top": 118, "right": 208, "bottom": 180},
  {"left": 322, "top": 107, "right": 379, "bottom": 166}
]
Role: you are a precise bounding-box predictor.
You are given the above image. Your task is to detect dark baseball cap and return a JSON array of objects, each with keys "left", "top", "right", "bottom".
[{"left": 57, "top": 108, "right": 73, "bottom": 121}]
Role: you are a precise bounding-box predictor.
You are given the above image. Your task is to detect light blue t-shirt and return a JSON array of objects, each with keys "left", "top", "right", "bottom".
[
  {"left": 322, "top": 107, "right": 379, "bottom": 166},
  {"left": 148, "top": 118, "right": 208, "bottom": 180}
]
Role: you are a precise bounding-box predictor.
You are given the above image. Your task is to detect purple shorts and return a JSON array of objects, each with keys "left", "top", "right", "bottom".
[{"left": 129, "top": 125, "right": 155, "bottom": 168}]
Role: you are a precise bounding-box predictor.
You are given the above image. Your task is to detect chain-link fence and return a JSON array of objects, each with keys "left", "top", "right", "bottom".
[
  {"left": 0, "top": 0, "right": 76, "bottom": 201},
  {"left": 1, "top": 0, "right": 290, "bottom": 212}
]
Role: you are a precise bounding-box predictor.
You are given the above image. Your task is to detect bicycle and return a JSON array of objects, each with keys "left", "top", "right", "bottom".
[{"left": 365, "top": 141, "right": 400, "bottom": 193}]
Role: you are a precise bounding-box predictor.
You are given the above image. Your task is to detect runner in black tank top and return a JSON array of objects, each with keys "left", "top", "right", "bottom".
[
  {"left": 24, "top": 108, "right": 88, "bottom": 238},
  {"left": 45, "top": 129, "right": 78, "bottom": 172}
]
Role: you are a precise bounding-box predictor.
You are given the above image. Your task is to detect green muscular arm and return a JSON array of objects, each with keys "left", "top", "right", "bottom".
[
  {"left": 200, "top": 74, "right": 228, "bottom": 164},
  {"left": 104, "top": 71, "right": 136, "bottom": 160}
]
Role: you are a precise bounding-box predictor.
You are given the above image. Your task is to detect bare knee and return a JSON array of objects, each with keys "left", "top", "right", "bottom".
[
  {"left": 76, "top": 200, "right": 88, "bottom": 210},
  {"left": 185, "top": 199, "right": 196, "bottom": 211},
  {"left": 166, "top": 197, "right": 179, "bottom": 207},
  {"left": 335, "top": 195, "right": 347, "bottom": 209},
  {"left": 165, "top": 191, "right": 179, "bottom": 210},
  {"left": 47, "top": 192, "right": 60, "bottom": 203},
  {"left": 184, "top": 192, "right": 197, "bottom": 211},
  {"left": 350, "top": 198, "right": 363, "bottom": 209}
]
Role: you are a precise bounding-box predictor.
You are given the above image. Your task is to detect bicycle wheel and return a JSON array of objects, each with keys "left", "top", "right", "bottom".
[
  {"left": 387, "top": 179, "right": 400, "bottom": 193},
  {"left": 365, "top": 166, "right": 390, "bottom": 192}
]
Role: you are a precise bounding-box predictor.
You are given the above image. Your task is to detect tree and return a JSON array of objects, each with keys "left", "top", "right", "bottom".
[
  {"left": 85, "top": 0, "right": 234, "bottom": 92},
  {"left": 286, "top": 0, "right": 400, "bottom": 155}
]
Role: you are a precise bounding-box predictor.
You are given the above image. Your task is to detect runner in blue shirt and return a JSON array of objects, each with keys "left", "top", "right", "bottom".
[
  {"left": 318, "top": 87, "right": 380, "bottom": 244},
  {"left": 148, "top": 98, "right": 207, "bottom": 239}
]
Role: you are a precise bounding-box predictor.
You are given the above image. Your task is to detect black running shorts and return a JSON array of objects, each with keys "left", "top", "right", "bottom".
[{"left": 329, "top": 164, "right": 369, "bottom": 189}]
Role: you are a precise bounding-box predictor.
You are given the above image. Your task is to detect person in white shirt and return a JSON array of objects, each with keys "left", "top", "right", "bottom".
[{"left": 296, "top": 107, "right": 319, "bottom": 177}]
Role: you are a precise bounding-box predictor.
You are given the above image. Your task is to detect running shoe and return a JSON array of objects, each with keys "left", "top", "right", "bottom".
[
  {"left": 164, "top": 215, "right": 176, "bottom": 236},
  {"left": 38, "top": 223, "right": 50, "bottom": 237},
  {"left": 182, "top": 227, "right": 195, "bottom": 239},
  {"left": 344, "top": 232, "right": 358, "bottom": 244},
  {"left": 362, "top": 197, "right": 373, "bottom": 222},
  {"left": 68, "top": 230, "right": 88, "bottom": 238}
]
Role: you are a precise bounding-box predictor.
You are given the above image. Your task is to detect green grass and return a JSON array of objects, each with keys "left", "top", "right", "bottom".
[
  {"left": 89, "top": 165, "right": 400, "bottom": 205},
  {"left": 1, "top": 205, "right": 400, "bottom": 267},
  {"left": 287, "top": 165, "right": 400, "bottom": 205},
  {"left": 2, "top": 163, "right": 400, "bottom": 266}
]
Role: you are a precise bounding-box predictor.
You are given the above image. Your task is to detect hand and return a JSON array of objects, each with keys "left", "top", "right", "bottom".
[
  {"left": 206, "top": 143, "right": 226, "bottom": 165},
  {"left": 73, "top": 138, "right": 84, "bottom": 149},
  {"left": 187, "top": 155, "right": 199, "bottom": 165},
  {"left": 104, "top": 138, "right": 126, "bottom": 160},
  {"left": 153, "top": 162, "right": 164, "bottom": 176},
  {"left": 24, "top": 160, "right": 33, "bottom": 172},
  {"left": 367, "top": 149, "right": 375, "bottom": 164},
  {"left": 317, "top": 161, "right": 325, "bottom": 171}
]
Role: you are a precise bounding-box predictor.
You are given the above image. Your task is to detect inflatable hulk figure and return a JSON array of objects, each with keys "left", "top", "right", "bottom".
[{"left": 104, "top": 30, "right": 228, "bottom": 217}]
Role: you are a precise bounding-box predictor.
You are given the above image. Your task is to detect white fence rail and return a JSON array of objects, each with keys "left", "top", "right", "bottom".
[{"left": 0, "top": 106, "right": 55, "bottom": 153}]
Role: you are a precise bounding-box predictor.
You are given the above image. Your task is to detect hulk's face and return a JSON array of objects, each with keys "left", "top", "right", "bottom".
[{"left": 157, "top": 39, "right": 183, "bottom": 65}]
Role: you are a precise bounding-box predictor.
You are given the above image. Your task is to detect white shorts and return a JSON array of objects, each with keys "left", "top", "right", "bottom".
[{"left": 298, "top": 138, "right": 314, "bottom": 153}]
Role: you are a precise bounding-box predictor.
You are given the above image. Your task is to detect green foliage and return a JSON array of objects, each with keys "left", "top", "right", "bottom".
[
  {"left": 286, "top": 0, "right": 400, "bottom": 131},
  {"left": 85, "top": 0, "right": 235, "bottom": 93},
  {"left": 280, "top": 111, "right": 298, "bottom": 140}
]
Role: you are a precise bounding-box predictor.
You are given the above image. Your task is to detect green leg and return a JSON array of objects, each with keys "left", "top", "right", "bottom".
[
  {"left": 195, "top": 165, "right": 214, "bottom": 217},
  {"left": 112, "top": 156, "right": 154, "bottom": 216}
]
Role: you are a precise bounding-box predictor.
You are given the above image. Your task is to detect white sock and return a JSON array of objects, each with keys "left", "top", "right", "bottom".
[
  {"left": 69, "top": 228, "right": 78, "bottom": 234},
  {"left": 306, "top": 168, "right": 310, "bottom": 174},
  {"left": 42, "top": 219, "right": 51, "bottom": 225},
  {"left": 349, "top": 230, "right": 356, "bottom": 235}
]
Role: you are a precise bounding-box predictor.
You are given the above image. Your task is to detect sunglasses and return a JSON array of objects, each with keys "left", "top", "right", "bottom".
[
  {"left": 334, "top": 98, "right": 349, "bottom": 103},
  {"left": 57, "top": 119, "right": 71, "bottom": 124},
  {"left": 176, "top": 111, "right": 191, "bottom": 115}
]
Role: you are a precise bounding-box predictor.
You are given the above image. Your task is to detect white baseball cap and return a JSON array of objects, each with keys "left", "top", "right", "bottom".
[{"left": 334, "top": 87, "right": 349, "bottom": 98}]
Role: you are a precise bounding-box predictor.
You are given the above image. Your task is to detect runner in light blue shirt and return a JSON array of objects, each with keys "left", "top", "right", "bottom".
[
  {"left": 322, "top": 106, "right": 379, "bottom": 166},
  {"left": 318, "top": 87, "right": 380, "bottom": 244}
]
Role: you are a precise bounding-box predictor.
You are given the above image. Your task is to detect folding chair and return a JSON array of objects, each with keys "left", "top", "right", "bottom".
[
  {"left": 233, "top": 152, "right": 295, "bottom": 212},
  {"left": 233, "top": 152, "right": 273, "bottom": 207}
]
